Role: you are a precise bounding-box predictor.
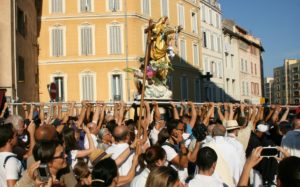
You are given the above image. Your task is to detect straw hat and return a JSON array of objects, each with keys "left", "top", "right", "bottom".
[
  {"left": 225, "top": 120, "right": 240, "bottom": 130},
  {"left": 89, "top": 149, "right": 112, "bottom": 166}
]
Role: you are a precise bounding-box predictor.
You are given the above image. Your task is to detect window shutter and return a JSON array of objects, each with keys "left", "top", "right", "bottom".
[
  {"left": 193, "top": 44, "right": 199, "bottom": 65},
  {"left": 162, "top": 0, "right": 168, "bottom": 16},
  {"left": 143, "top": 0, "right": 150, "bottom": 16}
]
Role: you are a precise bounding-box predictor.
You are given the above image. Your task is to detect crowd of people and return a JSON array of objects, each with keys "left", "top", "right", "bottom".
[{"left": 0, "top": 100, "right": 299, "bottom": 187}]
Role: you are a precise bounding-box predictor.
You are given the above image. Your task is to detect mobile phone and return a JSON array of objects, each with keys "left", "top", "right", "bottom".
[
  {"left": 38, "top": 164, "right": 51, "bottom": 183},
  {"left": 261, "top": 147, "right": 278, "bottom": 157}
]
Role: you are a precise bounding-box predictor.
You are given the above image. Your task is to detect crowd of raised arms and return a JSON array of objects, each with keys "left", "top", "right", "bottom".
[{"left": 0, "top": 101, "right": 299, "bottom": 187}]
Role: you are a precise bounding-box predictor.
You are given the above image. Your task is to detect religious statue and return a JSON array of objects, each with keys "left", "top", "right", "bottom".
[{"left": 125, "top": 17, "right": 182, "bottom": 100}]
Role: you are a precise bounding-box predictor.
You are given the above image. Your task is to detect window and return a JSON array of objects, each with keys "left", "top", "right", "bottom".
[
  {"left": 51, "top": 0, "right": 63, "bottom": 13},
  {"left": 17, "top": 56, "right": 25, "bottom": 82},
  {"left": 231, "top": 55, "right": 234, "bottom": 68},
  {"left": 241, "top": 59, "right": 244, "bottom": 71},
  {"left": 54, "top": 76, "right": 65, "bottom": 101},
  {"left": 216, "top": 13, "right": 220, "bottom": 28},
  {"left": 193, "top": 44, "right": 199, "bottom": 65},
  {"left": 80, "top": 25, "right": 94, "bottom": 55},
  {"left": 210, "top": 34, "right": 214, "bottom": 51},
  {"left": 179, "top": 39, "right": 186, "bottom": 62},
  {"left": 111, "top": 74, "right": 123, "bottom": 101},
  {"left": 142, "top": 26, "right": 148, "bottom": 52},
  {"left": 50, "top": 26, "right": 65, "bottom": 57},
  {"left": 181, "top": 76, "right": 188, "bottom": 100},
  {"left": 108, "top": 0, "right": 120, "bottom": 11},
  {"left": 245, "top": 60, "right": 248, "bottom": 72},
  {"left": 142, "top": 0, "right": 150, "bottom": 16},
  {"left": 209, "top": 9, "right": 212, "bottom": 25},
  {"left": 161, "top": 0, "right": 168, "bottom": 17},
  {"left": 80, "top": 0, "right": 92, "bottom": 12},
  {"left": 80, "top": 72, "right": 96, "bottom": 101},
  {"left": 201, "top": 5, "right": 206, "bottom": 22},
  {"left": 232, "top": 79, "right": 235, "bottom": 95},
  {"left": 246, "top": 82, "right": 249, "bottom": 96},
  {"left": 218, "top": 62, "right": 223, "bottom": 78},
  {"left": 251, "top": 62, "right": 253, "bottom": 74},
  {"left": 217, "top": 37, "right": 221, "bottom": 52},
  {"left": 191, "top": 12, "right": 198, "bottom": 33},
  {"left": 108, "top": 25, "right": 122, "bottom": 54},
  {"left": 242, "top": 81, "right": 245, "bottom": 95},
  {"left": 17, "top": 8, "right": 26, "bottom": 37},
  {"left": 254, "top": 64, "right": 257, "bottom": 75},
  {"left": 195, "top": 78, "right": 201, "bottom": 102},
  {"left": 204, "top": 57, "right": 209, "bottom": 72},
  {"left": 177, "top": 4, "right": 185, "bottom": 28},
  {"left": 202, "top": 31, "right": 207, "bottom": 48}
]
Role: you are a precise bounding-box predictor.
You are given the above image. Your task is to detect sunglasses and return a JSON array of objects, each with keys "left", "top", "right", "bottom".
[{"left": 53, "top": 151, "right": 65, "bottom": 160}]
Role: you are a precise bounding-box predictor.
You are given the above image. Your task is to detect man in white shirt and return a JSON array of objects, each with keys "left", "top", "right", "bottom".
[
  {"left": 0, "top": 124, "right": 23, "bottom": 187},
  {"left": 189, "top": 147, "right": 226, "bottom": 187},
  {"left": 281, "top": 118, "right": 300, "bottom": 157},
  {"left": 204, "top": 125, "right": 240, "bottom": 186},
  {"left": 106, "top": 126, "right": 134, "bottom": 176},
  {"left": 225, "top": 120, "right": 246, "bottom": 178},
  {"left": 84, "top": 122, "right": 98, "bottom": 149}
]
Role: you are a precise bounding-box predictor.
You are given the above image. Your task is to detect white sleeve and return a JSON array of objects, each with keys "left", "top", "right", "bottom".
[
  {"left": 5, "top": 157, "right": 21, "bottom": 180},
  {"left": 84, "top": 135, "right": 89, "bottom": 149},
  {"left": 162, "top": 145, "right": 178, "bottom": 162}
]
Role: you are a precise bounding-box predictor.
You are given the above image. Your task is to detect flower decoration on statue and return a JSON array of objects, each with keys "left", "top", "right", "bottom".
[{"left": 124, "top": 17, "right": 182, "bottom": 99}]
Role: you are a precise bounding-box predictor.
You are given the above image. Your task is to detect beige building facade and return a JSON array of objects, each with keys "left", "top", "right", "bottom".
[
  {"left": 0, "top": 0, "right": 39, "bottom": 102},
  {"left": 38, "top": 0, "right": 203, "bottom": 102},
  {"left": 273, "top": 59, "right": 300, "bottom": 104},
  {"left": 264, "top": 77, "right": 274, "bottom": 104}
]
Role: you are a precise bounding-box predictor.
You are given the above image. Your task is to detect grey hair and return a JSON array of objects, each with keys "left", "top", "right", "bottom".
[
  {"left": 5, "top": 115, "right": 24, "bottom": 130},
  {"left": 98, "top": 128, "right": 108, "bottom": 140}
]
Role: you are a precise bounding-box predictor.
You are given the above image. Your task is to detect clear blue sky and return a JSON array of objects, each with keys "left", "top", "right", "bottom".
[{"left": 219, "top": 0, "right": 300, "bottom": 77}]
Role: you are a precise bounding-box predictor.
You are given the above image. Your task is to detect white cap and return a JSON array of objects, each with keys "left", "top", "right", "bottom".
[{"left": 256, "top": 124, "right": 269, "bottom": 133}]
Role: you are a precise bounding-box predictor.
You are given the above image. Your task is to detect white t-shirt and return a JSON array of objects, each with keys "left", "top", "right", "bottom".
[
  {"left": 106, "top": 143, "right": 134, "bottom": 176},
  {"left": 0, "top": 152, "right": 23, "bottom": 187},
  {"left": 84, "top": 134, "right": 98, "bottom": 150},
  {"left": 189, "top": 174, "right": 226, "bottom": 187},
  {"left": 162, "top": 141, "right": 188, "bottom": 183},
  {"left": 70, "top": 150, "right": 78, "bottom": 169},
  {"left": 130, "top": 168, "right": 150, "bottom": 187}
]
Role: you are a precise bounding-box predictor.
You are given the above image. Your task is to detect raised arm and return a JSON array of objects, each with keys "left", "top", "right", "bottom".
[
  {"left": 170, "top": 102, "right": 179, "bottom": 120},
  {"left": 280, "top": 106, "right": 289, "bottom": 122},
  {"left": 187, "top": 101, "right": 197, "bottom": 128},
  {"left": 216, "top": 103, "right": 225, "bottom": 122}
]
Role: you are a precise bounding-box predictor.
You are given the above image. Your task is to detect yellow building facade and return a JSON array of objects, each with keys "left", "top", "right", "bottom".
[{"left": 38, "top": 0, "right": 202, "bottom": 102}]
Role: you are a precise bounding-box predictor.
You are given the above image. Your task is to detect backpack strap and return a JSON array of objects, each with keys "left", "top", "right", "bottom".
[
  {"left": 3, "top": 155, "right": 23, "bottom": 178},
  {"left": 162, "top": 142, "right": 180, "bottom": 153},
  {"left": 3, "top": 155, "right": 18, "bottom": 168}
]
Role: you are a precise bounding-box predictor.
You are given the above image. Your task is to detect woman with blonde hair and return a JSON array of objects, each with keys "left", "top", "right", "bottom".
[{"left": 145, "top": 166, "right": 181, "bottom": 187}]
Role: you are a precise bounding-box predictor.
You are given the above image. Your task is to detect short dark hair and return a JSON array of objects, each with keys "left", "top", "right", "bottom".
[
  {"left": 92, "top": 157, "right": 118, "bottom": 187},
  {"left": 0, "top": 123, "right": 15, "bottom": 148},
  {"left": 33, "top": 140, "right": 59, "bottom": 164},
  {"left": 196, "top": 147, "right": 218, "bottom": 171},
  {"left": 166, "top": 119, "right": 180, "bottom": 135},
  {"left": 278, "top": 156, "right": 300, "bottom": 187}
]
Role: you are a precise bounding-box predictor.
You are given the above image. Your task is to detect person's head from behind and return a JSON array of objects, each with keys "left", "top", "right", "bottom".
[
  {"left": 196, "top": 147, "right": 218, "bottom": 176},
  {"left": 139, "top": 145, "right": 166, "bottom": 171},
  {"left": 212, "top": 124, "right": 226, "bottom": 137},
  {"left": 277, "top": 156, "right": 300, "bottom": 187},
  {"left": 0, "top": 123, "right": 17, "bottom": 149},
  {"left": 113, "top": 126, "right": 130, "bottom": 143},
  {"left": 91, "top": 157, "right": 118, "bottom": 187},
  {"left": 279, "top": 121, "right": 293, "bottom": 135},
  {"left": 292, "top": 118, "right": 300, "bottom": 129},
  {"left": 5, "top": 115, "right": 24, "bottom": 135},
  {"left": 33, "top": 140, "right": 67, "bottom": 175},
  {"left": 73, "top": 160, "right": 91, "bottom": 186},
  {"left": 145, "top": 166, "right": 180, "bottom": 187},
  {"left": 34, "top": 124, "right": 57, "bottom": 142}
]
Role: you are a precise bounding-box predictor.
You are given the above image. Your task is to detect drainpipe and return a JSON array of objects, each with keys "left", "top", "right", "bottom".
[
  {"left": 124, "top": 0, "right": 130, "bottom": 101},
  {"left": 12, "top": 0, "right": 18, "bottom": 114}
]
